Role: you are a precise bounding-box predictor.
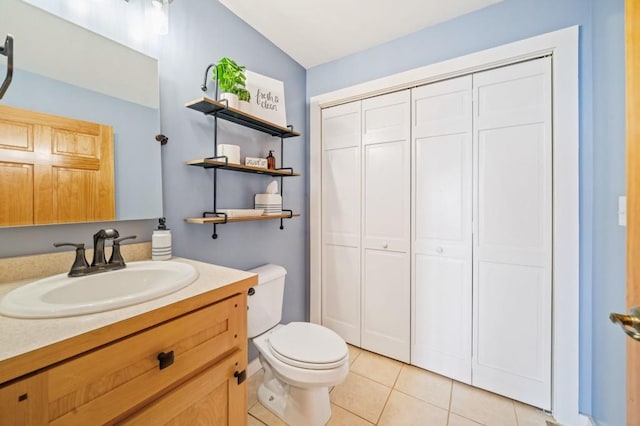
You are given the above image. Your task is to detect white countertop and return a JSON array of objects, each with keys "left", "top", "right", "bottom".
[{"left": 0, "top": 257, "right": 255, "bottom": 364}]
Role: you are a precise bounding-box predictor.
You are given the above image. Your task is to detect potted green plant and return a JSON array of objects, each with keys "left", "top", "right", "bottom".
[
  {"left": 211, "top": 57, "right": 247, "bottom": 109},
  {"left": 235, "top": 87, "right": 251, "bottom": 111}
]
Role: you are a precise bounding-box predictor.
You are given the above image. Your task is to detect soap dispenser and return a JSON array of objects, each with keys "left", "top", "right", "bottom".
[
  {"left": 266, "top": 150, "right": 276, "bottom": 170},
  {"left": 152, "top": 217, "right": 172, "bottom": 261}
]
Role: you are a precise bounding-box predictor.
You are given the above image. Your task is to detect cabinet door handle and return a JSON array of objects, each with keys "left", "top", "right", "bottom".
[
  {"left": 383, "top": 243, "right": 389, "bottom": 249},
  {"left": 234, "top": 369, "right": 247, "bottom": 385},
  {"left": 436, "top": 247, "right": 444, "bottom": 254},
  {"left": 157, "top": 350, "right": 175, "bottom": 370}
]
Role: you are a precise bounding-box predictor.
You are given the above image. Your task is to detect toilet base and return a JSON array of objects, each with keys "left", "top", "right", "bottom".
[{"left": 258, "top": 380, "right": 331, "bottom": 426}]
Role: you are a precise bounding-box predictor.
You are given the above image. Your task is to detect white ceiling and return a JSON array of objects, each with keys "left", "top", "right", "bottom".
[{"left": 218, "top": 0, "right": 503, "bottom": 69}]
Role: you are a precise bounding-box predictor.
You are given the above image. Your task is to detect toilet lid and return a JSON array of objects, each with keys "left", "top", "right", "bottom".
[{"left": 268, "top": 322, "right": 348, "bottom": 370}]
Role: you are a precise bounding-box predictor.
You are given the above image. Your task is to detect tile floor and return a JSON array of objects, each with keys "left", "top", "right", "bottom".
[{"left": 247, "top": 345, "right": 556, "bottom": 426}]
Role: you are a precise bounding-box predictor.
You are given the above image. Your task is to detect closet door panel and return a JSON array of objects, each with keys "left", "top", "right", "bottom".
[
  {"left": 476, "top": 262, "right": 547, "bottom": 379},
  {"left": 477, "top": 124, "right": 547, "bottom": 252},
  {"left": 361, "top": 90, "right": 411, "bottom": 362},
  {"left": 321, "top": 102, "right": 362, "bottom": 345},
  {"left": 414, "top": 133, "right": 469, "bottom": 255},
  {"left": 411, "top": 76, "right": 472, "bottom": 382},
  {"left": 414, "top": 254, "right": 470, "bottom": 381},
  {"left": 362, "top": 248, "right": 410, "bottom": 361},
  {"left": 362, "top": 140, "right": 409, "bottom": 251},
  {"left": 322, "top": 244, "right": 361, "bottom": 344},
  {"left": 472, "top": 57, "right": 552, "bottom": 410},
  {"left": 323, "top": 147, "right": 360, "bottom": 246}
]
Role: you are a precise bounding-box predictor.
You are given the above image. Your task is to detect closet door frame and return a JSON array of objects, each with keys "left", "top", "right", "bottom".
[{"left": 310, "top": 26, "right": 579, "bottom": 425}]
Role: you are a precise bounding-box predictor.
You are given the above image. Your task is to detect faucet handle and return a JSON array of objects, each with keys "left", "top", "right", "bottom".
[
  {"left": 113, "top": 235, "right": 137, "bottom": 245},
  {"left": 53, "top": 242, "right": 89, "bottom": 276},
  {"left": 108, "top": 235, "right": 137, "bottom": 267},
  {"left": 53, "top": 242, "right": 84, "bottom": 249}
]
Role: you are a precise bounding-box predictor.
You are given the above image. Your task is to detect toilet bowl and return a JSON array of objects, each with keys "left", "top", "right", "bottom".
[{"left": 247, "top": 265, "right": 349, "bottom": 426}]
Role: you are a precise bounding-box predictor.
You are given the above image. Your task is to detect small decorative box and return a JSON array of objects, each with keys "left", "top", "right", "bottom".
[{"left": 245, "top": 157, "right": 268, "bottom": 168}]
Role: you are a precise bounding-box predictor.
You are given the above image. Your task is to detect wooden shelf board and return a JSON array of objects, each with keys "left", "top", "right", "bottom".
[
  {"left": 185, "top": 98, "right": 300, "bottom": 138},
  {"left": 187, "top": 159, "right": 300, "bottom": 176},
  {"left": 185, "top": 213, "right": 300, "bottom": 224}
]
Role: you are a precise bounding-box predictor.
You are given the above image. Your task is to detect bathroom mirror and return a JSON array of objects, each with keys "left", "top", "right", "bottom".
[{"left": 0, "top": 0, "right": 162, "bottom": 227}]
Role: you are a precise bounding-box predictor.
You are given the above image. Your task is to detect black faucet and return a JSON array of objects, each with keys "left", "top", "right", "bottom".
[
  {"left": 54, "top": 228, "right": 136, "bottom": 277},
  {"left": 91, "top": 228, "right": 120, "bottom": 267}
]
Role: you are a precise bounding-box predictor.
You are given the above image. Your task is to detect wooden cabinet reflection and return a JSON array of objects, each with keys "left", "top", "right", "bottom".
[{"left": 0, "top": 105, "right": 114, "bottom": 226}]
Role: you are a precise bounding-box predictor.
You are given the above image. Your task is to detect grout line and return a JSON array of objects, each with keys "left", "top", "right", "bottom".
[
  {"left": 376, "top": 388, "right": 393, "bottom": 425},
  {"left": 512, "top": 399, "right": 519, "bottom": 426},
  {"left": 391, "top": 387, "right": 451, "bottom": 412},
  {"left": 373, "top": 362, "right": 404, "bottom": 425},
  {"left": 335, "top": 404, "right": 378, "bottom": 425},
  {"left": 447, "top": 379, "right": 455, "bottom": 425}
]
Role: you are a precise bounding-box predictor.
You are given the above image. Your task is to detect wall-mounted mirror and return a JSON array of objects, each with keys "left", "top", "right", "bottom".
[{"left": 0, "top": 0, "right": 162, "bottom": 227}]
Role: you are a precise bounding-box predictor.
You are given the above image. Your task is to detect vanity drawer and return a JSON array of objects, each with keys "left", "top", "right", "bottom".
[
  {"left": 121, "top": 349, "right": 246, "bottom": 425},
  {"left": 47, "top": 293, "right": 247, "bottom": 425}
]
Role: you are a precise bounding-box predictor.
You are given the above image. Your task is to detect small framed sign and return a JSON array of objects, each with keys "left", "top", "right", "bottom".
[
  {"left": 245, "top": 157, "right": 268, "bottom": 168},
  {"left": 245, "top": 70, "right": 287, "bottom": 127}
]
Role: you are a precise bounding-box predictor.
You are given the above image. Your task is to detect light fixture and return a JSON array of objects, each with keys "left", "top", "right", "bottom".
[{"left": 146, "top": 0, "right": 170, "bottom": 35}]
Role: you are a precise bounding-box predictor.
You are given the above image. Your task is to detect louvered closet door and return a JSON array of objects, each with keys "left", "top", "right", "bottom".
[
  {"left": 321, "top": 102, "right": 362, "bottom": 345},
  {"left": 411, "top": 76, "right": 473, "bottom": 383},
  {"left": 472, "top": 57, "right": 552, "bottom": 410},
  {"left": 361, "top": 90, "right": 411, "bottom": 362}
]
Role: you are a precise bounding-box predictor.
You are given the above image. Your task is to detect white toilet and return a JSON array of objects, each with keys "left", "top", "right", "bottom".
[{"left": 248, "top": 264, "right": 349, "bottom": 426}]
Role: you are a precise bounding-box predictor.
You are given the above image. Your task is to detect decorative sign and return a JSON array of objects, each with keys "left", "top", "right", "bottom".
[
  {"left": 245, "top": 70, "right": 287, "bottom": 127},
  {"left": 245, "top": 157, "right": 268, "bottom": 168}
]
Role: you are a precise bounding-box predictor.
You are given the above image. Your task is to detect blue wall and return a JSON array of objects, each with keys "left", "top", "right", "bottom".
[
  {"left": 591, "top": 1, "right": 627, "bottom": 425},
  {"left": 307, "top": 0, "right": 625, "bottom": 424},
  {"left": 158, "top": 0, "right": 307, "bottom": 359}
]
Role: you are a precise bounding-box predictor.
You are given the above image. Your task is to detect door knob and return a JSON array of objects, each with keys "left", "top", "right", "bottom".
[{"left": 610, "top": 307, "right": 640, "bottom": 342}]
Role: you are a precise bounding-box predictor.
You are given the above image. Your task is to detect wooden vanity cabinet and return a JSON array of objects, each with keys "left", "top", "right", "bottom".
[
  {"left": 0, "top": 292, "right": 248, "bottom": 426},
  {"left": 0, "top": 374, "right": 48, "bottom": 425}
]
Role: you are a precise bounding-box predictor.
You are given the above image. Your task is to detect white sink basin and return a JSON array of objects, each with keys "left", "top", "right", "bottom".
[{"left": 0, "top": 261, "right": 199, "bottom": 319}]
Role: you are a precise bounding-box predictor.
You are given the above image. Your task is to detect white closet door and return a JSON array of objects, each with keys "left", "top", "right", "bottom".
[
  {"left": 361, "top": 90, "right": 411, "bottom": 362},
  {"left": 321, "top": 102, "right": 362, "bottom": 345},
  {"left": 411, "top": 76, "right": 473, "bottom": 383},
  {"left": 472, "top": 57, "right": 552, "bottom": 409}
]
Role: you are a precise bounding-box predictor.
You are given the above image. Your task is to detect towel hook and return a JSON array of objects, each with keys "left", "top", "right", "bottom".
[{"left": 0, "top": 34, "right": 14, "bottom": 100}]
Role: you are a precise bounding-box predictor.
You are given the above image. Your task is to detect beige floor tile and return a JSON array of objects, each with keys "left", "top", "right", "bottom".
[
  {"left": 447, "top": 413, "right": 484, "bottom": 426},
  {"left": 248, "top": 413, "right": 267, "bottom": 426},
  {"left": 248, "top": 369, "right": 264, "bottom": 410},
  {"left": 248, "top": 402, "right": 287, "bottom": 426},
  {"left": 378, "top": 390, "right": 448, "bottom": 426},
  {"left": 330, "top": 371, "right": 391, "bottom": 423},
  {"left": 450, "top": 382, "right": 517, "bottom": 426},
  {"left": 514, "top": 401, "right": 556, "bottom": 426},
  {"left": 348, "top": 344, "right": 362, "bottom": 365},
  {"left": 395, "top": 364, "right": 452, "bottom": 409},
  {"left": 350, "top": 350, "right": 402, "bottom": 387},
  {"left": 327, "top": 403, "right": 374, "bottom": 425}
]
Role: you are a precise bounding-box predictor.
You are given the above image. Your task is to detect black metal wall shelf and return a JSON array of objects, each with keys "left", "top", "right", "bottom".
[
  {"left": 185, "top": 212, "right": 300, "bottom": 225},
  {"left": 187, "top": 158, "right": 299, "bottom": 176},
  {"left": 184, "top": 93, "right": 300, "bottom": 239},
  {"left": 185, "top": 98, "right": 300, "bottom": 138}
]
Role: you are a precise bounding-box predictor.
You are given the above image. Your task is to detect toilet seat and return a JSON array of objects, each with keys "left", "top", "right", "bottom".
[{"left": 268, "top": 322, "right": 348, "bottom": 370}]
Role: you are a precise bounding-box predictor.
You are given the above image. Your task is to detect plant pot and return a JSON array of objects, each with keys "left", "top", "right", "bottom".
[
  {"left": 239, "top": 100, "right": 251, "bottom": 113},
  {"left": 219, "top": 92, "right": 239, "bottom": 109}
]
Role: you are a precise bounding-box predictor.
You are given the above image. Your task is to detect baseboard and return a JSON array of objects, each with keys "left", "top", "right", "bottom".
[
  {"left": 248, "top": 357, "right": 262, "bottom": 377},
  {"left": 578, "top": 414, "right": 595, "bottom": 426}
]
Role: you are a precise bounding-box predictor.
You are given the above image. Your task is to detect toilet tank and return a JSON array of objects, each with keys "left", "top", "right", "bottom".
[{"left": 247, "top": 264, "right": 286, "bottom": 338}]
